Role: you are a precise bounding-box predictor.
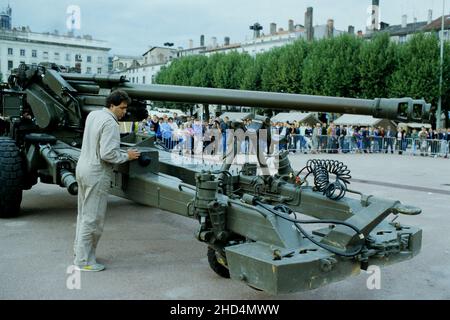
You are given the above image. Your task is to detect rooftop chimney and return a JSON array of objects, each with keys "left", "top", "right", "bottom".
[
  {"left": 200, "top": 34, "right": 205, "bottom": 47},
  {"left": 270, "top": 23, "right": 277, "bottom": 35},
  {"left": 348, "top": 25, "right": 355, "bottom": 35},
  {"left": 288, "top": 19, "right": 294, "bottom": 32},
  {"left": 428, "top": 9, "right": 433, "bottom": 24},
  {"left": 402, "top": 15, "right": 407, "bottom": 28},
  {"left": 326, "top": 19, "right": 334, "bottom": 38},
  {"left": 211, "top": 37, "right": 217, "bottom": 48},
  {"left": 305, "top": 7, "right": 314, "bottom": 41}
]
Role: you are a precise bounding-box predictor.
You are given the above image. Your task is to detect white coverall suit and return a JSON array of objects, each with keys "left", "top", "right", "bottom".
[{"left": 74, "top": 108, "right": 129, "bottom": 266}]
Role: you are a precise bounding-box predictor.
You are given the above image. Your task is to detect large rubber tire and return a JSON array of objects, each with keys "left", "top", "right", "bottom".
[
  {"left": 207, "top": 247, "right": 230, "bottom": 279},
  {"left": 0, "top": 138, "right": 23, "bottom": 218}
]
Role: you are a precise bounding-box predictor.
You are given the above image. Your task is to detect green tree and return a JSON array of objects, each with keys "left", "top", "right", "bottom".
[
  {"left": 389, "top": 33, "right": 440, "bottom": 106},
  {"left": 262, "top": 40, "right": 310, "bottom": 94},
  {"left": 440, "top": 41, "right": 450, "bottom": 127},
  {"left": 189, "top": 55, "right": 210, "bottom": 87},
  {"left": 358, "top": 33, "right": 397, "bottom": 99},
  {"left": 241, "top": 52, "right": 269, "bottom": 91},
  {"left": 302, "top": 35, "right": 362, "bottom": 97},
  {"left": 212, "top": 52, "right": 251, "bottom": 89},
  {"left": 326, "top": 35, "right": 362, "bottom": 97},
  {"left": 301, "top": 38, "right": 334, "bottom": 96},
  {"left": 260, "top": 48, "right": 284, "bottom": 92}
]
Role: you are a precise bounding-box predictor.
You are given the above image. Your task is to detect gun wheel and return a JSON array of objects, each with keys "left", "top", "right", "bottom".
[
  {"left": 0, "top": 138, "right": 23, "bottom": 218},
  {"left": 207, "top": 247, "right": 230, "bottom": 279}
]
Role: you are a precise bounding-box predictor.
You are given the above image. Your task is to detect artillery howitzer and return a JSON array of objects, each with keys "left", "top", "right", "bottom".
[{"left": 0, "top": 63, "right": 429, "bottom": 294}]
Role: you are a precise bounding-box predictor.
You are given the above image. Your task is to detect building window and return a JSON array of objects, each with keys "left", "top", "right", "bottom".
[
  {"left": 20, "top": 49, "right": 25, "bottom": 57},
  {"left": 32, "top": 50, "right": 37, "bottom": 58},
  {"left": 8, "top": 60, "right": 13, "bottom": 70},
  {"left": 86, "top": 67, "right": 92, "bottom": 74},
  {"left": 54, "top": 52, "right": 60, "bottom": 60},
  {"left": 75, "top": 54, "right": 82, "bottom": 62},
  {"left": 43, "top": 52, "right": 49, "bottom": 60},
  {"left": 66, "top": 53, "right": 71, "bottom": 61},
  {"left": 142, "top": 76, "right": 146, "bottom": 84},
  {"left": 87, "top": 56, "right": 92, "bottom": 63},
  {"left": 97, "top": 68, "right": 102, "bottom": 74},
  {"left": 8, "top": 48, "right": 13, "bottom": 55}
]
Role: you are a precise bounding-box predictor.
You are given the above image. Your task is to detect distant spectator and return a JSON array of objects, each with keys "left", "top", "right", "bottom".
[
  {"left": 419, "top": 127, "right": 428, "bottom": 156},
  {"left": 384, "top": 125, "right": 395, "bottom": 154}
]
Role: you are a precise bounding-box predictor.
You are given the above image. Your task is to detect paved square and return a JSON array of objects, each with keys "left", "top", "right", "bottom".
[{"left": 0, "top": 154, "right": 449, "bottom": 299}]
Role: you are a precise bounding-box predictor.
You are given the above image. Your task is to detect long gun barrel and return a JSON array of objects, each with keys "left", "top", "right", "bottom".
[
  {"left": 118, "top": 83, "right": 432, "bottom": 123},
  {"left": 56, "top": 73, "right": 432, "bottom": 123}
]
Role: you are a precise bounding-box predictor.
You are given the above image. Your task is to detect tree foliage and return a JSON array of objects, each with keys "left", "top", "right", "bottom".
[{"left": 155, "top": 33, "right": 450, "bottom": 125}]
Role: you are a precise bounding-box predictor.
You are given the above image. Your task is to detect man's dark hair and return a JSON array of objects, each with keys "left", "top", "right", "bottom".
[{"left": 106, "top": 90, "right": 131, "bottom": 108}]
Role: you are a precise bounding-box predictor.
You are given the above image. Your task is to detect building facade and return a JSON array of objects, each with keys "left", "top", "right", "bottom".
[
  {"left": 365, "top": 12, "right": 450, "bottom": 43},
  {"left": 111, "top": 55, "right": 143, "bottom": 73},
  {"left": 202, "top": 22, "right": 345, "bottom": 57},
  {"left": 0, "top": 6, "right": 110, "bottom": 80},
  {"left": 118, "top": 47, "right": 177, "bottom": 85}
]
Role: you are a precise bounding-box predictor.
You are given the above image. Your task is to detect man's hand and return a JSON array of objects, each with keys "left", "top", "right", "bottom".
[{"left": 127, "top": 148, "right": 141, "bottom": 160}]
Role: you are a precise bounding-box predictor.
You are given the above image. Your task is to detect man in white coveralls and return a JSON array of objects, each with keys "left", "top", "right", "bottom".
[{"left": 74, "top": 90, "right": 140, "bottom": 272}]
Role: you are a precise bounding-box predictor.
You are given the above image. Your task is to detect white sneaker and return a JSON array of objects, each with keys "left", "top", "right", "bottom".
[{"left": 75, "top": 263, "right": 105, "bottom": 272}]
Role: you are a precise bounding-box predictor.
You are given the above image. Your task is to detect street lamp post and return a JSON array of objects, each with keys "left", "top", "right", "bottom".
[{"left": 437, "top": 0, "right": 445, "bottom": 129}]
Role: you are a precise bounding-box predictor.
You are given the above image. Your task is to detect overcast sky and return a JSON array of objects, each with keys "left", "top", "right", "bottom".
[{"left": 2, "top": 0, "right": 449, "bottom": 55}]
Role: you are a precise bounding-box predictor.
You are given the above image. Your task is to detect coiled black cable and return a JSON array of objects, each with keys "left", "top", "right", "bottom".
[
  {"left": 297, "top": 159, "right": 351, "bottom": 201},
  {"left": 255, "top": 201, "right": 365, "bottom": 257}
]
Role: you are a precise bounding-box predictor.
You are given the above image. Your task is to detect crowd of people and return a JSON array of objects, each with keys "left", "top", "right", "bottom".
[
  {"left": 132, "top": 113, "right": 450, "bottom": 158},
  {"left": 275, "top": 121, "right": 450, "bottom": 157}
]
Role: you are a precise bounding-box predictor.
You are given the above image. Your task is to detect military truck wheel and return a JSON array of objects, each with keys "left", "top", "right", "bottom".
[
  {"left": 207, "top": 247, "right": 230, "bottom": 279},
  {"left": 0, "top": 138, "right": 23, "bottom": 218}
]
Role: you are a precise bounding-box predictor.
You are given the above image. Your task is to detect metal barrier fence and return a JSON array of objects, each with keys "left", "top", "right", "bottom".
[
  {"left": 285, "top": 134, "right": 449, "bottom": 157},
  {"left": 154, "top": 133, "right": 449, "bottom": 158}
]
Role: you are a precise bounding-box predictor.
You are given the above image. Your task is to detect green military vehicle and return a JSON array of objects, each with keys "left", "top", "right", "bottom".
[{"left": 0, "top": 63, "right": 430, "bottom": 294}]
